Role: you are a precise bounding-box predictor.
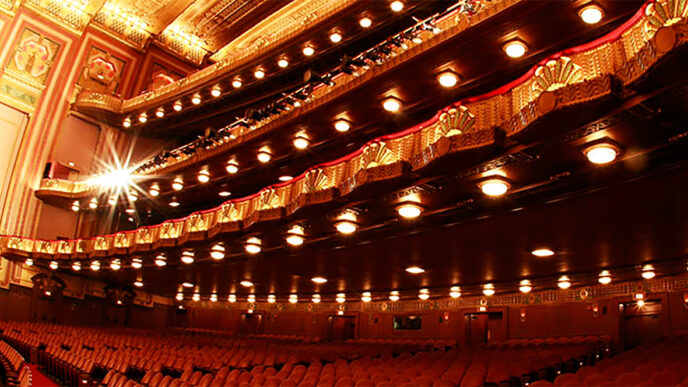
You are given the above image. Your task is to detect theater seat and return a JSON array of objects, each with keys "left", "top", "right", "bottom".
[
  {"left": 530, "top": 381, "right": 554, "bottom": 387},
  {"left": 554, "top": 373, "right": 582, "bottom": 386}
]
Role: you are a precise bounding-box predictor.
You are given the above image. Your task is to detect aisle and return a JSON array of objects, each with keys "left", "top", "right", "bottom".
[{"left": 26, "top": 364, "right": 58, "bottom": 387}]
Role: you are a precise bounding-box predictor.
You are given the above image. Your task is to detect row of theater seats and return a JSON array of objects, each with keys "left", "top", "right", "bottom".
[
  {"left": 0, "top": 340, "right": 31, "bottom": 387},
  {"left": 536, "top": 332, "right": 688, "bottom": 386},
  {"left": 97, "top": 336, "right": 606, "bottom": 387}
]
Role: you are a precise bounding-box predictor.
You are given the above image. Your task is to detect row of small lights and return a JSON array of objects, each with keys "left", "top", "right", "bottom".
[
  {"left": 170, "top": 260, "right": 661, "bottom": 304},
  {"left": 122, "top": 1, "right": 412, "bottom": 129},
  {"left": 113, "top": 3, "right": 608, "bottom": 209}
]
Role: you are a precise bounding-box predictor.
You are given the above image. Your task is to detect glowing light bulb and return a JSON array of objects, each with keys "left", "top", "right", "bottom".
[
  {"left": 405, "top": 266, "right": 424, "bottom": 274},
  {"left": 211, "top": 86, "right": 222, "bottom": 98},
  {"left": 584, "top": 141, "right": 620, "bottom": 165},
  {"left": 286, "top": 225, "right": 305, "bottom": 246},
  {"left": 361, "top": 292, "right": 372, "bottom": 303},
  {"left": 382, "top": 96, "right": 402, "bottom": 112},
  {"left": 245, "top": 237, "right": 262, "bottom": 254},
  {"left": 240, "top": 280, "right": 254, "bottom": 287},
  {"left": 172, "top": 177, "right": 184, "bottom": 191},
  {"left": 359, "top": 17, "right": 372, "bottom": 28},
  {"left": 155, "top": 107, "right": 165, "bottom": 118},
  {"left": 519, "top": 280, "right": 532, "bottom": 293},
  {"left": 336, "top": 293, "right": 346, "bottom": 303},
  {"left": 418, "top": 289, "right": 430, "bottom": 300},
  {"left": 330, "top": 32, "right": 342, "bottom": 43},
  {"left": 226, "top": 160, "right": 239, "bottom": 174},
  {"left": 302, "top": 45, "right": 315, "bottom": 56},
  {"left": 531, "top": 248, "right": 555, "bottom": 257},
  {"left": 148, "top": 184, "right": 160, "bottom": 197},
  {"left": 558, "top": 276, "right": 571, "bottom": 289},
  {"left": 232, "top": 78, "right": 242, "bottom": 88},
  {"left": 598, "top": 270, "right": 612, "bottom": 284},
  {"left": 191, "top": 94, "right": 201, "bottom": 105},
  {"left": 228, "top": 294, "right": 237, "bottom": 303},
  {"left": 289, "top": 294, "right": 298, "bottom": 304},
  {"left": 437, "top": 71, "right": 459, "bottom": 88},
  {"left": 197, "top": 169, "right": 210, "bottom": 183},
  {"left": 254, "top": 67, "right": 265, "bottom": 79},
  {"left": 154, "top": 255, "right": 167, "bottom": 267},
  {"left": 334, "top": 119, "right": 351, "bottom": 132},
  {"left": 579, "top": 4, "right": 603, "bottom": 24},
  {"left": 483, "top": 283, "right": 495, "bottom": 296},
  {"left": 131, "top": 258, "right": 142, "bottom": 269},
  {"left": 450, "top": 286, "right": 461, "bottom": 299},
  {"left": 210, "top": 244, "right": 225, "bottom": 260},
  {"left": 479, "top": 176, "right": 510, "bottom": 197},
  {"left": 312, "top": 294, "right": 321, "bottom": 303},
  {"left": 312, "top": 277, "right": 327, "bottom": 284},
  {"left": 293, "top": 135, "right": 310, "bottom": 149},
  {"left": 396, "top": 202, "right": 423, "bottom": 219},
  {"left": 641, "top": 265, "right": 656, "bottom": 279},
  {"left": 257, "top": 148, "right": 272, "bottom": 163},
  {"left": 389, "top": 291, "right": 400, "bottom": 302},
  {"left": 210, "top": 293, "right": 218, "bottom": 302},
  {"left": 173, "top": 101, "right": 183, "bottom": 111},
  {"left": 90, "top": 260, "right": 101, "bottom": 271},
  {"left": 110, "top": 259, "right": 121, "bottom": 271},
  {"left": 49, "top": 261, "right": 59, "bottom": 270},
  {"left": 181, "top": 251, "right": 194, "bottom": 264},
  {"left": 123, "top": 117, "right": 132, "bottom": 128},
  {"left": 504, "top": 40, "right": 527, "bottom": 58},
  {"left": 24, "top": 258, "right": 33, "bottom": 266},
  {"left": 72, "top": 261, "right": 81, "bottom": 271},
  {"left": 176, "top": 293, "right": 184, "bottom": 301},
  {"left": 278, "top": 58, "right": 289, "bottom": 68},
  {"left": 138, "top": 113, "right": 148, "bottom": 123},
  {"left": 267, "top": 294, "right": 276, "bottom": 303},
  {"left": 390, "top": 1, "right": 404, "bottom": 12}
]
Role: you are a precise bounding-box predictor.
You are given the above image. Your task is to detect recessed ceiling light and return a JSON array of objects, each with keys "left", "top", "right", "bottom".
[
  {"left": 232, "top": 78, "right": 242, "bottom": 88},
  {"left": 181, "top": 250, "right": 195, "bottom": 264},
  {"left": 598, "top": 270, "right": 612, "bottom": 284},
  {"left": 197, "top": 169, "right": 210, "bottom": 183},
  {"left": 293, "top": 134, "right": 310, "bottom": 149},
  {"left": 257, "top": 148, "right": 272, "bottom": 163},
  {"left": 286, "top": 225, "right": 305, "bottom": 246},
  {"left": 359, "top": 16, "right": 372, "bottom": 28},
  {"left": 90, "top": 260, "right": 101, "bottom": 271},
  {"left": 390, "top": 1, "right": 404, "bottom": 12},
  {"left": 228, "top": 294, "right": 237, "bottom": 302},
  {"left": 49, "top": 261, "right": 59, "bottom": 270},
  {"left": 449, "top": 286, "right": 461, "bottom": 299},
  {"left": 173, "top": 101, "right": 183, "bottom": 111},
  {"left": 210, "top": 293, "right": 218, "bottom": 302},
  {"left": 154, "top": 255, "right": 167, "bottom": 267},
  {"left": 482, "top": 283, "right": 495, "bottom": 296},
  {"left": 437, "top": 71, "right": 459, "bottom": 88},
  {"left": 302, "top": 45, "right": 315, "bottom": 56},
  {"left": 579, "top": 4, "right": 603, "bottom": 24},
  {"left": 244, "top": 237, "right": 262, "bottom": 254},
  {"left": 72, "top": 261, "right": 81, "bottom": 271},
  {"left": 218, "top": 191, "right": 231, "bottom": 197},
  {"left": 254, "top": 67, "right": 265, "bottom": 79},
  {"left": 226, "top": 160, "right": 239, "bottom": 174},
  {"left": 418, "top": 288, "right": 430, "bottom": 300},
  {"left": 389, "top": 290, "right": 400, "bottom": 302},
  {"left": 289, "top": 294, "right": 298, "bottom": 303},
  {"left": 192, "top": 293, "right": 200, "bottom": 302},
  {"left": 583, "top": 139, "right": 620, "bottom": 165},
  {"left": 138, "top": 113, "right": 148, "bottom": 123},
  {"left": 278, "top": 57, "right": 289, "bottom": 68},
  {"left": 334, "top": 119, "right": 351, "bottom": 132},
  {"left": 211, "top": 86, "right": 222, "bottom": 98},
  {"left": 148, "top": 184, "right": 160, "bottom": 197},
  {"left": 531, "top": 248, "right": 555, "bottom": 257},
  {"left": 503, "top": 40, "right": 527, "bottom": 58},
  {"left": 361, "top": 292, "right": 372, "bottom": 302},
  {"left": 396, "top": 201, "right": 423, "bottom": 219},
  {"left": 330, "top": 32, "right": 342, "bottom": 43},
  {"left": 279, "top": 175, "right": 293, "bottom": 182},
  {"left": 24, "top": 258, "right": 33, "bottom": 266},
  {"left": 155, "top": 107, "right": 165, "bottom": 118},
  {"left": 110, "top": 259, "right": 121, "bottom": 270},
  {"left": 335, "top": 218, "right": 358, "bottom": 235},
  {"left": 131, "top": 258, "right": 142, "bottom": 269},
  {"left": 405, "top": 266, "right": 424, "bottom": 274},
  {"left": 641, "top": 264, "right": 655, "bottom": 279},
  {"left": 267, "top": 294, "right": 276, "bottom": 303},
  {"left": 191, "top": 94, "right": 201, "bottom": 105},
  {"left": 240, "top": 280, "right": 254, "bottom": 287},
  {"left": 134, "top": 281, "right": 143, "bottom": 287},
  {"left": 557, "top": 275, "right": 571, "bottom": 289},
  {"left": 336, "top": 293, "right": 346, "bottom": 303},
  {"left": 210, "top": 244, "right": 225, "bottom": 260},
  {"left": 182, "top": 282, "right": 194, "bottom": 288},
  {"left": 175, "top": 293, "right": 184, "bottom": 301},
  {"left": 123, "top": 117, "right": 132, "bottom": 128},
  {"left": 172, "top": 177, "right": 184, "bottom": 191},
  {"left": 518, "top": 280, "right": 532, "bottom": 293},
  {"left": 382, "top": 96, "right": 402, "bottom": 112},
  {"left": 478, "top": 176, "right": 511, "bottom": 197},
  {"left": 169, "top": 200, "right": 180, "bottom": 207},
  {"left": 312, "top": 277, "right": 327, "bottom": 284}
]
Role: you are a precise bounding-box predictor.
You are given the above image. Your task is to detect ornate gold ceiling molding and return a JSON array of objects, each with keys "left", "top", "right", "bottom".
[
  {"left": 72, "top": 0, "right": 517, "bottom": 115},
  {"left": 21, "top": 0, "right": 106, "bottom": 35},
  {"left": 209, "top": 0, "right": 351, "bottom": 62},
  {"left": 19, "top": 1, "right": 688, "bottom": 260}
]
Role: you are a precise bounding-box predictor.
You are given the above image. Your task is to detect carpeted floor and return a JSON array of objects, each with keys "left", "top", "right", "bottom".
[{"left": 27, "top": 364, "right": 58, "bottom": 387}]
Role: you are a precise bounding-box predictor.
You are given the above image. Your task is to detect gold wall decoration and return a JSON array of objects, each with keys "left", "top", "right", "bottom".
[
  {"left": 360, "top": 142, "right": 392, "bottom": 169},
  {"left": 23, "top": 0, "right": 97, "bottom": 33},
  {"left": 532, "top": 57, "right": 582, "bottom": 93},
  {"left": 436, "top": 106, "right": 475, "bottom": 138},
  {"left": 0, "top": 27, "right": 60, "bottom": 112}
]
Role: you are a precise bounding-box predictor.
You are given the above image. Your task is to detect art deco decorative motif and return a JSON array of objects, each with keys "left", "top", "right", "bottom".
[
  {"left": 532, "top": 57, "right": 582, "bottom": 93},
  {"left": 360, "top": 142, "right": 392, "bottom": 169},
  {"left": 436, "top": 106, "right": 475, "bottom": 138}
]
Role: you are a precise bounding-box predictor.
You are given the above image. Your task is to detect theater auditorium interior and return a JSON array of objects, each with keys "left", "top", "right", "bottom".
[{"left": 1, "top": 0, "right": 688, "bottom": 386}]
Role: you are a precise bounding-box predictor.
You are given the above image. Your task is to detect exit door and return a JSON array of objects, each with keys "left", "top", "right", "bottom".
[
  {"left": 620, "top": 300, "right": 662, "bottom": 350},
  {"left": 327, "top": 315, "right": 356, "bottom": 341},
  {"left": 465, "top": 312, "right": 503, "bottom": 346}
]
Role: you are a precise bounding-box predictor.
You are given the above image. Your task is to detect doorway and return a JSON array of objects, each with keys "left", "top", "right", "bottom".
[
  {"left": 465, "top": 312, "right": 503, "bottom": 346},
  {"left": 327, "top": 315, "right": 356, "bottom": 341},
  {"left": 239, "top": 312, "right": 264, "bottom": 334},
  {"left": 620, "top": 299, "right": 662, "bottom": 350}
]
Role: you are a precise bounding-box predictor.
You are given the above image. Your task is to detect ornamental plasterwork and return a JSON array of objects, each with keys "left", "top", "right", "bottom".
[
  {"left": 303, "top": 168, "right": 330, "bottom": 194},
  {"left": 645, "top": 0, "right": 688, "bottom": 32},
  {"left": 136, "top": 228, "right": 154, "bottom": 244},
  {"left": 360, "top": 142, "right": 393, "bottom": 169},
  {"left": 11, "top": 4, "right": 688, "bottom": 260},
  {"left": 436, "top": 106, "right": 476, "bottom": 138},
  {"left": 532, "top": 57, "right": 583, "bottom": 93},
  {"left": 186, "top": 214, "right": 207, "bottom": 232}
]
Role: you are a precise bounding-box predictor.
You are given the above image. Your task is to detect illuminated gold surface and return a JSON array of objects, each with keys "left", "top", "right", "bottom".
[{"left": 19, "top": 5, "right": 687, "bottom": 260}]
